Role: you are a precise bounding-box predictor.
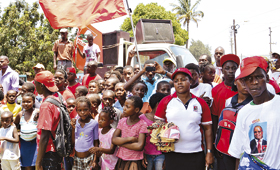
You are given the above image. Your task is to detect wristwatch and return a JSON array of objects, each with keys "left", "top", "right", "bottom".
[
  {"left": 207, "top": 149, "right": 213, "bottom": 153},
  {"left": 164, "top": 71, "right": 167, "bottom": 76}
]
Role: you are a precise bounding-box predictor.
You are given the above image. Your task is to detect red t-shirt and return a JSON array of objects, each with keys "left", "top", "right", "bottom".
[
  {"left": 269, "top": 79, "right": 280, "bottom": 94},
  {"left": 67, "top": 82, "right": 81, "bottom": 96},
  {"left": 58, "top": 89, "right": 75, "bottom": 101},
  {"left": 82, "top": 74, "right": 102, "bottom": 88},
  {"left": 37, "top": 96, "right": 61, "bottom": 153},
  {"left": 211, "top": 82, "right": 238, "bottom": 116}
]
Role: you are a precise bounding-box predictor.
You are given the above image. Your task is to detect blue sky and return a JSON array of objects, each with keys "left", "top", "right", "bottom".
[{"left": 2, "top": 0, "right": 280, "bottom": 58}]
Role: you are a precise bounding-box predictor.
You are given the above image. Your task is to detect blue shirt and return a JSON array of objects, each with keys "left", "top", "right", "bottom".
[
  {"left": 142, "top": 78, "right": 158, "bottom": 102},
  {"left": 114, "top": 100, "right": 123, "bottom": 113}
]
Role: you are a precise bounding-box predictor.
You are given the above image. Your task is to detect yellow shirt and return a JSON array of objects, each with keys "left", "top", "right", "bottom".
[{"left": 1, "top": 103, "right": 22, "bottom": 118}]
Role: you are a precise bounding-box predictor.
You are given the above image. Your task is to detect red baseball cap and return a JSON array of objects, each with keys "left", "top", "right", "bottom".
[
  {"left": 220, "top": 54, "right": 240, "bottom": 67},
  {"left": 236, "top": 56, "right": 268, "bottom": 80},
  {"left": 171, "top": 68, "right": 193, "bottom": 80},
  {"left": 34, "top": 71, "right": 58, "bottom": 92},
  {"left": 67, "top": 67, "right": 76, "bottom": 74}
]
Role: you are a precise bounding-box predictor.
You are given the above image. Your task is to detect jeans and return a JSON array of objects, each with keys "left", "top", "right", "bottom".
[
  {"left": 146, "top": 154, "right": 165, "bottom": 170},
  {"left": 64, "top": 157, "right": 74, "bottom": 170},
  {"left": 57, "top": 60, "right": 72, "bottom": 70}
]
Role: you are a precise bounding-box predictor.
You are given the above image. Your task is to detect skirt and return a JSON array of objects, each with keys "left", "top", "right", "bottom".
[
  {"left": 115, "top": 158, "right": 143, "bottom": 170},
  {"left": 19, "top": 138, "right": 37, "bottom": 167},
  {"left": 164, "top": 151, "right": 205, "bottom": 170}
]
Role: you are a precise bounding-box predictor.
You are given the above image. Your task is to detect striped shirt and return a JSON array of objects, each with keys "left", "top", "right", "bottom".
[{"left": 20, "top": 109, "right": 38, "bottom": 141}]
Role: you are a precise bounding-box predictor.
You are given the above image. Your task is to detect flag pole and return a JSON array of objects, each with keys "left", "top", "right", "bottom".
[{"left": 125, "top": 0, "right": 142, "bottom": 70}]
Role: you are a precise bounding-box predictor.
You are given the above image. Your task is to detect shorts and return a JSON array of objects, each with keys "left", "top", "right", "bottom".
[
  {"left": 57, "top": 60, "right": 72, "bottom": 70},
  {"left": 1, "top": 159, "right": 20, "bottom": 170},
  {"left": 72, "top": 154, "right": 94, "bottom": 170}
]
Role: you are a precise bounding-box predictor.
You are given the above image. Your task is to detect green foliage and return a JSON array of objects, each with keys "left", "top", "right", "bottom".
[
  {"left": 120, "top": 3, "right": 188, "bottom": 46},
  {"left": 171, "top": 0, "right": 204, "bottom": 48},
  {"left": 0, "top": 0, "right": 59, "bottom": 75},
  {"left": 189, "top": 39, "right": 211, "bottom": 60}
]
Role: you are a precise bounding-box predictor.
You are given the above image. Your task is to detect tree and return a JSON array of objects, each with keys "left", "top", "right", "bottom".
[
  {"left": 0, "top": 0, "right": 59, "bottom": 75},
  {"left": 120, "top": 3, "right": 188, "bottom": 46},
  {"left": 189, "top": 39, "right": 211, "bottom": 60},
  {"left": 171, "top": 0, "right": 204, "bottom": 48}
]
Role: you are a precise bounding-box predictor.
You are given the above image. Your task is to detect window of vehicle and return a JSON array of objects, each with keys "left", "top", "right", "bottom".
[
  {"left": 134, "top": 50, "right": 170, "bottom": 67},
  {"left": 170, "top": 46, "right": 198, "bottom": 66}
]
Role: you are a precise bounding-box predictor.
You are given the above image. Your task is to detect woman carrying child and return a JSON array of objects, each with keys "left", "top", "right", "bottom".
[
  {"left": 71, "top": 96, "right": 99, "bottom": 170},
  {"left": 14, "top": 92, "right": 39, "bottom": 170},
  {"left": 112, "top": 96, "right": 148, "bottom": 170}
]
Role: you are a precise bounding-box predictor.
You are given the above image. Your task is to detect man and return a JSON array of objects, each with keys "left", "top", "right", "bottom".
[
  {"left": 228, "top": 56, "right": 280, "bottom": 169},
  {"left": 0, "top": 56, "right": 19, "bottom": 95},
  {"left": 77, "top": 34, "right": 100, "bottom": 71},
  {"left": 82, "top": 61, "right": 102, "bottom": 88},
  {"left": 270, "top": 52, "right": 280, "bottom": 81},
  {"left": 163, "top": 58, "right": 176, "bottom": 74},
  {"left": 213, "top": 46, "right": 225, "bottom": 78},
  {"left": 33, "top": 63, "right": 45, "bottom": 75},
  {"left": 250, "top": 126, "right": 267, "bottom": 154},
  {"left": 211, "top": 54, "right": 239, "bottom": 139},
  {"left": 34, "top": 71, "right": 62, "bottom": 169},
  {"left": 53, "top": 28, "right": 75, "bottom": 70}
]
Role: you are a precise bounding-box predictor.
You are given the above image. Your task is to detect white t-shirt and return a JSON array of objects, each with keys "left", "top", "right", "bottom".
[
  {"left": 228, "top": 95, "right": 280, "bottom": 169},
  {"left": 155, "top": 93, "right": 212, "bottom": 153},
  {"left": 83, "top": 43, "right": 100, "bottom": 64},
  {"left": 190, "top": 83, "right": 212, "bottom": 99}
]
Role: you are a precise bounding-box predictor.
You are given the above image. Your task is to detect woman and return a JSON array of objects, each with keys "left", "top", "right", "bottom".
[{"left": 155, "top": 68, "right": 214, "bottom": 170}]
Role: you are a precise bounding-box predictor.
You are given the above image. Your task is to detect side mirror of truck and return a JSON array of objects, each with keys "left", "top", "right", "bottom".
[{"left": 176, "top": 55, "right": 184, "bottom": 68}]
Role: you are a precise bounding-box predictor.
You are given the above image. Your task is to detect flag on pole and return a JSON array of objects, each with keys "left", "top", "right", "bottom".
[{"left": 39, "top": 0, "right": 127, "bottom": 29}]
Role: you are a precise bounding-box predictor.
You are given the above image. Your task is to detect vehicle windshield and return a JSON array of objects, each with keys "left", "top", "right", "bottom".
[
  {"left": 170, "top": 46, "right": 198, "bottom": 66},
  {"left": 134, "top": 50, "right": 170, "bottom": 68}
]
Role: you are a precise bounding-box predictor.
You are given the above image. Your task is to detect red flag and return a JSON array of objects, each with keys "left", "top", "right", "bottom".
[{"left": 39, "top": 0, "right": 127, "bottom": 29}]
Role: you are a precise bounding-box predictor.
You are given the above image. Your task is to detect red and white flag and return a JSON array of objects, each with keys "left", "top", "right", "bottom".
[{"left": 39, "top": 0, "right": 127, "bottom": 29}]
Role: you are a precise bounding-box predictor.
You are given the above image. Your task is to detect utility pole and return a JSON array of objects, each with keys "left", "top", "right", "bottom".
[
  {"left": 230, "top": 29, "right": 233, "bottom": 54},
  {"left": 231, "top": 19, "right": 239, "bottom": 55}
]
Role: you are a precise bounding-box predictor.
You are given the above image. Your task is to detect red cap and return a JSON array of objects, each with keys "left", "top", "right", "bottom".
[
  {"left": 236, "top": 56, "right": 268, "bottom": 80},
  {"left": 67, "top": 67, "right": 76, "bottom": 74},
  {"left": 220, "top": 54, "right": 240, "bottom": 67},
  {"left": 34, "top": 71, "right": 58, "bottom": 92},
  {"left": 171, "top": 68, "right": 193, "bottom": 80}
]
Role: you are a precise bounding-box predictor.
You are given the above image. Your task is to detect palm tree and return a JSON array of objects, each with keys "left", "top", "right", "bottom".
[{"left": 171, "top": 0, "right": 204, "bottom": 48}]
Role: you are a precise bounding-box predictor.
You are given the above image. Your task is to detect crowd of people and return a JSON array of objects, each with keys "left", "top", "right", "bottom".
[{"left": 0, "top": 29, "right": 280, "bottom": 170}]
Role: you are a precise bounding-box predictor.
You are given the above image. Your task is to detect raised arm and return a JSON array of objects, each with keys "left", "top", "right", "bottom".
[{"left": 77, "top": 47, "right": 85, "bottom": 59}]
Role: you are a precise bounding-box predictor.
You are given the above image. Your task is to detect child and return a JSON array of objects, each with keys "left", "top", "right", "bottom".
[
  {"left": 105, "top": 77, "right": 120, "bottom": 91},
  {"left": 199, "top": 63, "right": 217, "bottom": 88},
  {"left": 75, "top": 86, "right": 88, "bottom": 98},
  {"left": 130, "top": 80, "right": 151, "bottom": 114},
  {"left": 86, "top": 94, "right": 101, "bottom": 120},
  {"left": 0, "top": 111, "right": 20, "bottom": 170},
  {"left": 71, "top": 96, "right": 99, "bottom": 169},
  {"left": 14, "top": 92, "right": 38, "bottom": 169},
  {"left": 0, "top": 90, "right": 4, "bottom": 107},
  {"left": 88, "top": 80, "right": 100, "bottom": 94},
  {"left": 123, "top": 65, "right": 134, "bottom": 82},
  {"left": 21, "top": 82, "right": 41, "bottom": 109},
  {"left": 112, "top": 96, "right": 148, "bottom": 170},
  {"left": 110, "top": 71, "right": 123, "bottom": 82},
  {"left": 114, "top": 83, "right": 126, "bottom": 113},
  {"left": 54, "top": 69, "right": 75, "bottom": 101},
  {"left": 104, "top": 71, "right": 111, "bottom": 82},
  {"left": 66, "top": 98, "right": 78, "bottom": 119},
  {"left": 100, "top": 90, "right": 121, "bottom": 128},
  {"left": 97, "top": 79, "right": 105, "bottom": 94},
  {"left": 155, "top": 81, "right": 171, "bottom": 96},
  {"left": 1, "top": 90, "right": 22, "bottom": 120},
  {"left": 140, "top": 93, "right": 166, "bottom": 170},
  {"left": 92, "top": 107, "right": 118, "bottom": 170},
  {"left": 82, "top": 61, "right": 102, "bottom": 88},
  {"left": 77, "top": 34, "right": 100, "bottom": 65},
  {"left": 67, "top": 67, "right": 81, "bottom": 96}
]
